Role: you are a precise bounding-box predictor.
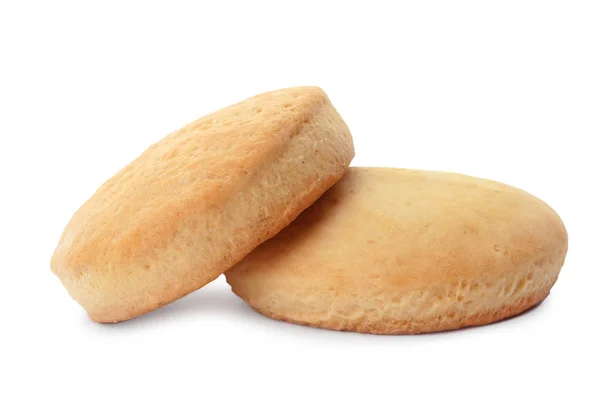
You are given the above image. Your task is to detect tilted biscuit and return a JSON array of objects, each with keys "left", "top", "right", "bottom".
[{"left": 51, "top": 87, "right": 354, "bottom": 322}]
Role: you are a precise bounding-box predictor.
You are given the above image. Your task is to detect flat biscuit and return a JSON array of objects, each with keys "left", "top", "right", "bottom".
[
  {"left": 51, "top": 87, "right": 354, "bottom": 322},
  {"left": 226, "top": 167, "right": 568, "bottom": 334}
]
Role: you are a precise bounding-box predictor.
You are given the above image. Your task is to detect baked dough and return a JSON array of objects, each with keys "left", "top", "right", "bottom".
[
  {"left": 51, "top": 87, "right": 354, "bottom": 322},
  {"left": 226, "top": 167, "right": 568, "bottom": 334}
]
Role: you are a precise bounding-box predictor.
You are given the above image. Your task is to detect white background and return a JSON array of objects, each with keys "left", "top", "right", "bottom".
[{"left": 1, "top": 1, "right": 598, "bottom": 405}]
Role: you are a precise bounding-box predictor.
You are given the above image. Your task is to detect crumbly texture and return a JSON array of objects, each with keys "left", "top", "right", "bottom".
[
  {"left": 226, "top": 168, "right": 568, "bottom": 334},
  {"left": 51, "top": 87, "right": 354, "bottom": 322}
]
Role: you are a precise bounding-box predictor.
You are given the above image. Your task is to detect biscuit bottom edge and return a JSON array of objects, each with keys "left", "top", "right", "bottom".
[{"left": 241, "top": 287, "right": 553, "bottom": 335}]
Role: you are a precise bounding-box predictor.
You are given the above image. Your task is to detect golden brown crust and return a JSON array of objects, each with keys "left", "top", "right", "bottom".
[
  {"left": 51, "top": 87, "right": 354, "bottom": 322},
  {"left": 226, "top": 168, "right": 568, "bottom": 334}
]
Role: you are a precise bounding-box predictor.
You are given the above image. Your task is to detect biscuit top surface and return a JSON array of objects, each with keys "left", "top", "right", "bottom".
[
  {"left": 54, "top": 86, "right": 329, "bottom": 270},
  {"left": 230, "top": 167, "right": 568, "bottom": 292}
]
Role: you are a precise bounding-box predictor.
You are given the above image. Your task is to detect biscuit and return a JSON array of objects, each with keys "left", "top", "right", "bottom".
[
  {"left": 51, "top": 87, "right": 354, "bottom": 322},
  {"left": 226, "top": 167, "right": 568, "bottom": 334}
]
